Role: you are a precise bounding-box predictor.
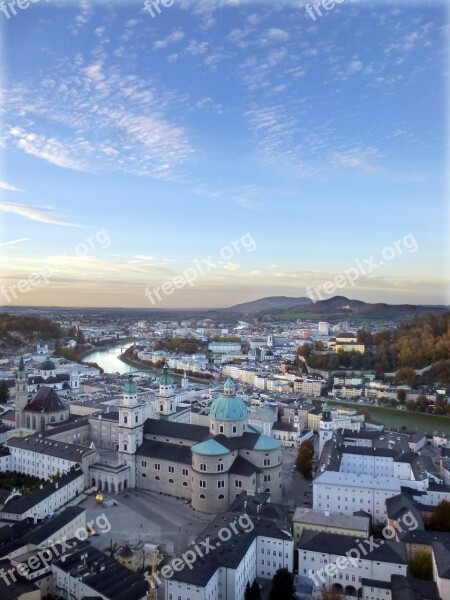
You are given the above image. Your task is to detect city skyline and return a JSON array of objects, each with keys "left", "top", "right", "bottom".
[{"left": 0, "top": 0, "right": 448, "bottom": 308}]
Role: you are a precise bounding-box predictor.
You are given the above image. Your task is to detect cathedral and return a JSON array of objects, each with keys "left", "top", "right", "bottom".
[{"left": 13, "top": 361, "right": 283, "bottom": 513}]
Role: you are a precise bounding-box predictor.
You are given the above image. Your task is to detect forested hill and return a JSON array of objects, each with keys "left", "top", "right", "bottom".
[{"left": 0, "top": 314, "right": 65, "bottom": 354}]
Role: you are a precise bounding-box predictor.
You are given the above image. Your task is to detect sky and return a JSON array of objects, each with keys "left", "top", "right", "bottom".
[{"left": 0, "top": 0, "right": 448, "bottom": 309}]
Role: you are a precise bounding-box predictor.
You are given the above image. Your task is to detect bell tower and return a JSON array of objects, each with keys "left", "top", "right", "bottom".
[
  {"left": 155, "top": 363, "right": 176, "bottom": 417},
  {"left": 319, "top": 402, "right": 333, "bottom": 458},
  {"left": 15, "top": 356, "right": 28, "bottom": 427},
  {"left": 118, "top": 374, "right": 144, "bottom": 488}
]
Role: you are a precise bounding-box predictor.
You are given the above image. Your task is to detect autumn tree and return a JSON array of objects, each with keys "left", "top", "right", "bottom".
[
  {"left": 295, "top": 441, "right": 314, "bottom": 478},
  {"left": 416, "top": 394, "right": 429, "bottom": 411},
  {"left": 395, "top": 367, "right": 417, "bottom": 387},
  {"left": 408, "top": 550, "right": 433, "bottom": 580},
  {"left": 321, "top": 589, "right": 345, "bottom": 600}
]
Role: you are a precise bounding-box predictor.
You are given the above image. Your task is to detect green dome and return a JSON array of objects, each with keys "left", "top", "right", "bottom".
[
  {"left": 209, "top": 379, "right": 248, "bottom": 421},
  {"left": 124, "top": 375, "right": 137, "bottom": 395},
  {"left": 160, "top": 363, "right": 173, "bottom": 386}
]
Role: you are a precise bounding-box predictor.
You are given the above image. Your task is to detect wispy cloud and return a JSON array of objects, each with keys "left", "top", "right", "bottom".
[
  {"left": 0, "top": 181, "right": 23, "bottom": 193},
  {"left": 0, "top": 238, "right": 30, "bottom": 248},
  {"left": 0, "top": 203, "right": 83, "bottom": 227}
]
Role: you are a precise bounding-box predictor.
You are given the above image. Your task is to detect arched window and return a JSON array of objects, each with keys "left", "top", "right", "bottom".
[
  {"left": 218, "top": 494, "right": 224, "bottom": 499},
  {"left": 199, "top": 494, "right": 205, "bottom": 499},
  {"left": 169, "top": 479, "right": 174, "bottom": 483},
  {"left": 155, "top": 476, "right": 160, "bottom": 480},
  {"left": 124, "top": 415, "right": 128, "bottom": 424}
]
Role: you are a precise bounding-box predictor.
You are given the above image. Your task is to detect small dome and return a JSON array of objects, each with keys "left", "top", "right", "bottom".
[
  {"left": 159, "top": 363, "right": 173, "bottom": 386},
  {"left": 124, "top": 374, "right": 137, "bottom": 395},
  {"left": 210, "top": 379, "right": 248, "bottom": 421},
  {"left": 40, "top": 360, "right": 55, "bottom": 371}
]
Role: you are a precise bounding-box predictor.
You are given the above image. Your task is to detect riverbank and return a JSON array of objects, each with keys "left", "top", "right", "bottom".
[
  {"left": 314, "top": 399, "right": 450, "bottom": 436},
  {"left": 118, "top": 353, "right": 212, "bottom": 385}
]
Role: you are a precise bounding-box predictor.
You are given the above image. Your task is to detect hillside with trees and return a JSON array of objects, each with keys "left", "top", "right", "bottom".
[
  {"left": 303, "top": 313, "right": 450, "bottom": 382},
  {"left": 0, "top": 314, "right": 65, "bottom": 355}
]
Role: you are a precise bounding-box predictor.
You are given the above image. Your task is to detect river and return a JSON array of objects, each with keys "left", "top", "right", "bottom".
[
  {"left": 82, "top": 342, "right": 183, "bottom": 379},
  {"left": 82, "top": 342, "right": 137, "bottom": 374}
]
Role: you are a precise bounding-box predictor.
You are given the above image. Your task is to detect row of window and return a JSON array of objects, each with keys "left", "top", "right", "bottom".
[{"left": 141, "top": 461, "right": 189, "bottom": 476}]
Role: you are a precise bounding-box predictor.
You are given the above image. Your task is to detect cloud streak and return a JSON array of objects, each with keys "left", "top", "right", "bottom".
[{"left": 0, "top": 203, "right": 83, "bottom": 228}]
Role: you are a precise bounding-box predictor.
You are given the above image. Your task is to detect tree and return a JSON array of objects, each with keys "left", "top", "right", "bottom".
[
  {"left": 408, "top": 549, "right": 433, "bottom": 580},
  {"left": 429, "top": 500, "right": 450, "bottom": 532},
  {"left": 0, "top": 380, "right": 10, "bottom": 404},
  {"left": 245, "top": 581, "right": 260, "bottom": 600},
  {"left": 268, "top": 568, "right": 296, "bottom": 600},
  {"left": 416, "top": 394, "right": 429, "bottom": 411},
  {"left": 395, "top": 367, "right": 416, "bottom": 387},
  {"left": 397, "top": 388, "right": 406, "bottom": 402},
  {"left": 295, "top": 441, "right": 314, "bottom": 478},
  {"left": 250, "top": 580, "right": 261, "bottom": 600},
  {"left": 76, "top": 327, "right": 86, "bottom": 344},
  {"left": 244, "top": 582, "right": 252, "bottom": 600}
]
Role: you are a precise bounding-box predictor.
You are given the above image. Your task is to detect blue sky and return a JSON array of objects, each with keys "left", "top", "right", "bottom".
[{"left": 0, "top": 0, "right": 448, "bottom": 308}]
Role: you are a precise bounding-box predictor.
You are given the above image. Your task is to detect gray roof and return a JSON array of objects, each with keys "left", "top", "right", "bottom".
[
  {"left": 41, "top": 417, "right": 89, "bottom": 437},
  {"left": 170, "top": 512, "right": 292, "bottom": 587},
  {"left": 390, "top": 574, "right": 441, "bottom": 600},
  {"left": 0, "top": 506, "right": 86, "bottom": 558},
  {"left": 385, "top": 494, "right": 424, "bottom": 530},
  {"left": 53, "top": 540, "right": 148, "bottom": 600},
  {"left": 229, "top": 456, "right": 260, "bottom": 477},
  {"left": 2, "top": 466, "right": 83, "bottom": 516},
  {"left": 432, "top": 542, "right": 450, "bottom": 579},
  {"left": 299, "top": 530, "right": 407, "bottom": 565},
  {"left": 293, "top": 507, "right": 370, "bottom": 532},
  {"left": 136, "top": 440, "right": 192, "bottom": 464},
  {"left": 272, "top": 421, "right": 297, "bottom": 432},
  {"left": 143, "top": 418, "right": 209, "bottom": 442},
  {"left": 8, "top": 435, "right": 96, "bottom": 462}
]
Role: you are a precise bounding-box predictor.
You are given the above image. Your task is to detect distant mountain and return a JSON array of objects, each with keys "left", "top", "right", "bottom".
[
  {"left": 225, "top": 296, "right": 312, "bottom": 314},
  {"left": 224, "top": 295, "right": 449, "bottom": 321},
  {"left": 276, "top": 296, "right": 449, "bottom": 320}
]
